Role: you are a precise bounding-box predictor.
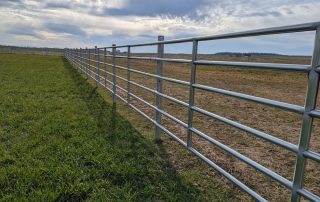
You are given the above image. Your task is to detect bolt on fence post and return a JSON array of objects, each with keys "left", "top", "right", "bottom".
[
  {"left": 104, "top": 47, "right": 107, "bottom": 89},
  {"left": 112, "top": 44, "right": 117, "bottom": 104},
  {"left": 291, "top": 27, "right": 320, "bottom": 202},
  {"left": 127, "top": 46, "right": 131, "bottom": 106},
  {"left": 155, "top": 35, "right": 164, "bottom": 141},
  {"left": 95, "top": 46, "right": 99, "bottom": 87},
  {"left": 187, "top": 39, "right": 198, "bottom": 148}
]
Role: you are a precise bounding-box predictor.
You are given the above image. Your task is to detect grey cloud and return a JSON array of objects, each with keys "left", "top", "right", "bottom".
[
  {"left": 111, "top": 31, "right": 134, "bottom": 38},
  {"left": 245, "top": 11, "right": 282, "bottom": 17},
  {"left": 44, "top": 23, "right": 86, "bottom": 37},
  {"left": 0, "top": 0, "right": 25, "bottom": 8},
  {"left": 45, "top": 2, "right": 71, "bottom": 9},
  {"left": 137, "top": 34, "right": 155, "bottom": 38},
  {"left": 101, "top": 0, "right": 210, "bottom": 17},
  {"left": 109, "top": 31, "right": 154, "bottom": 40},
  {"left": 6, "top": 24, "right": 42, "bottom": 39}
]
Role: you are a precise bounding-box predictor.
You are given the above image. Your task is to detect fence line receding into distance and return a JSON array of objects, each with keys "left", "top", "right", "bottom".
[{"left": 64, "top": 21, "right": 320, "bottom": 202}]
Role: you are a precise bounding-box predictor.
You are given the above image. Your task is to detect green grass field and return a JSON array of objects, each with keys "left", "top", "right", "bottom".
[{"left": 0, "top": 53, "right": 234, "bottom": 201}]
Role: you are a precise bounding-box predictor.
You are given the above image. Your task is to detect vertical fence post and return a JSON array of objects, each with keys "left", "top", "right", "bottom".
[
  {"left": 291, "top": 27, "right": 320, "bottom": 202},
  {"left": 104, "top": 47, "right": 107, "bottom": 89},
  {"left": 127, "top": 46, "right": 131, "bottom": 106},
  {"left": 75, "top": 48, "right": 77, "bottom": 69},
  {"left": 78, "top": 48, "right": 81, "bottom": 71},
  {"left": 75, "top": 48, "right": 77, "bottom": 67},
  {"left": 79, "top": 48, "right": 81, "bottom": 70},
  {"left": 112, "top": 44, "right": 117, "bottom": 104},
  {"left": 80, "top": 48, "right": 83, "bottom": 73},
  {"left": 81, "top": 48, "right": 84, "bottom": 73},
  {"left": 78, "top": 48, "right": 80, "bottom": 70},
  {"left": 95, "top": 46, "right": 99, "bottom": 87},
  {"left": 72, "top": 49, "right": 73, "bottom": 65},
  {"left": 89, "top": 49, "right": 91, "bottom": 79},
  {"left": 98, "top": 48, "right": 100, "bottom": 85},
  {"left": 72, "top": 48, "right": 74, "bottom": 67},
  {"left": 71, "top": 49, "right": 73, "bottom": 66},
  {"left": 85, "top": 48, "right": 89, "bottom": 79},
  {"left": 77, "top": 48, "right": 79, "bottom": 69},
  {"left": 155, "top": 35, "right": 164, "bottom": 141},
  {"left": 187, "top": 40, "right": 198, "bottom": 148},
  {"left": 79, "top": 48, "right": 81, "bottom": 71},
  {"left": 72, "top": 49, "right": 74, "bottom": 65}
]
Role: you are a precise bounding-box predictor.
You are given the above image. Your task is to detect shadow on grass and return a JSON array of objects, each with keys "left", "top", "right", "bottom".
[{"left": 61, "top": 57, "right": 204, "bottom": 201}]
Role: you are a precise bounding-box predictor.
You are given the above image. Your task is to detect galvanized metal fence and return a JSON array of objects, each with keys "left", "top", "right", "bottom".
[{"left": 64, "top": 22, "right": 320, "bottom": 202}]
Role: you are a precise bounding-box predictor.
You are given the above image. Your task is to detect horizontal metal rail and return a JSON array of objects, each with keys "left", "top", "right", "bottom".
[
  {"left": 70, "top": 49, "right": 310, "bottom": 72},
  {"left": 195, "top": 60, "right": 311, "bottom": 72},
  {"left": 297, "top": 189, "right": 320, "bottom": 202},
  {"left": 309, "top": 109, "right": 320, "bottom": 118},
  {"left": 303, "top": 150, "right": 320, "bottom": 163},
  {"left": 128, "top": 56, "right": 192, "bottom": 63},
  {"left": 113, "top": 63, "right": 190, "bottom": 86},
  {"left": 192, "top": 83, "right": 305, "bottom": 114},
  {"left": 190, "top": 127, "right": 293, "bottom": 188},
  {"left": 187, "top": 147, "right": 267, "bottom": 202},
  {"left": 191, "top": 106, "right": 298, "bottom": 152},
  {"left": 64, "top": 21, "right": 320, "bottom": 202}
]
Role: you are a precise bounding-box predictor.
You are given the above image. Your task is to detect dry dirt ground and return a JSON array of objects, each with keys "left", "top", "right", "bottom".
[{"left": 83, "top": 53, "right": 319, "bottom": 201}]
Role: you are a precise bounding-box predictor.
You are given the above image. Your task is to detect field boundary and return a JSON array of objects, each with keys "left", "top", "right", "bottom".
[{"left": 65, "top": 22, "right": 320, "bottom": 201}]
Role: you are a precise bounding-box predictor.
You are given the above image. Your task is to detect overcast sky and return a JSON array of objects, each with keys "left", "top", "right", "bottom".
[{"left": 0, "top": 0, "right": 319, "bottom": 55}]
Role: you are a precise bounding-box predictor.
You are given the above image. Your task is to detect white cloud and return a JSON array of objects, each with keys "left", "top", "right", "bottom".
[{"left": 0, "top": 0, "right": 319, "bottom": 54}]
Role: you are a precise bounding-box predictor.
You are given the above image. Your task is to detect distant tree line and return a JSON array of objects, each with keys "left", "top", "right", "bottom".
[
  {"left": 0, "top": 45, "right": 64, "bottom": 55},
  {"left": 213, "top": 52, "right": 285, "bottom": 57}
]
